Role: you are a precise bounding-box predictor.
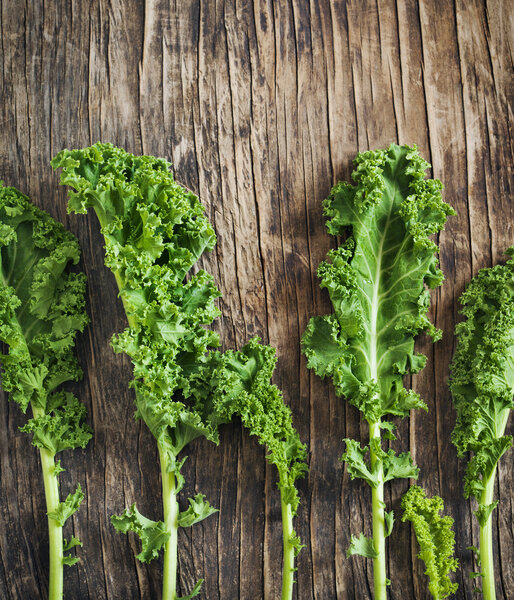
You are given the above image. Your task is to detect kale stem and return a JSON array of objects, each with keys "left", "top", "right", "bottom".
[
  {"left": 159, "top": 444, "right": 178, "bottom": 600},
  {"left": 477, "top": 404, "right": 510, "bottom": 600},
  {"left": 38, "top": 442, "right": 63, "bottom": 600},
  {"left": 479, "top": 467, "right": 497, "bottom": 600},
  {"left": 369, "top": 420, "right": 387, "bottom": 600},
  {"left": 280, "top": 490, "right": 295, "bottom": 600}
]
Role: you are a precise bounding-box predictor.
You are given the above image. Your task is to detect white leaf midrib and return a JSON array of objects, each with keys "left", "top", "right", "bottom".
[{"left": 369, "top": 206, "right": 392, "bottom": 385}]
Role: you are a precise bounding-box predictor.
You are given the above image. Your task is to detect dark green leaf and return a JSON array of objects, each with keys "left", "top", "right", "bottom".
[
  {"left": 302, "top": 144, "right": 454, "bottom": 422},
  {"left": 0, "top": 184, "right": 90, "bottom": 451}
]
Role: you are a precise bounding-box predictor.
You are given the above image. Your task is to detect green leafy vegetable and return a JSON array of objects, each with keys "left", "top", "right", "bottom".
[
  {"left": 53, "top": 143, "right": 307, "bottom": 599},
  {"left": 0, "top": 183, "right": 91, "bottom": 600},
  {"left": 112, "top": 504, "right": 171, "bottom": 563},
  {"left": 347, "top": 532, "right": 379, "bottom": 559},
  {"left": 212, "top": 338, "right": 308, "bottom": 599},
  {"left": 53, "top": 144, "right": 306, "bottom": 600},
  {"left": 62, "top": 537, "right": 83, "bottom": 567},
  {"left": 177, "top": 494, "right": 218, "bottom": 528},
  {"left": 302, "top": 144, "right": 454, "bottom": 598},
  {"left": 402, "top": 485, "right": 458, "bottom": 599},
  {"left": 52, "top": 143, "right": 224, "bottom": 600},
  {"left": 449, "top": 248, "right": 514, "bottom": 600},
  {"left": 47, "top": 484, "right": 85, "bottom": 526}
]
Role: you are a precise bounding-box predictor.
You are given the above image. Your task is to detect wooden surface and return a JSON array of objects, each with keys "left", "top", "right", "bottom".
[{"left": 0, "top": 1, "right": 512, "bottom": 598}]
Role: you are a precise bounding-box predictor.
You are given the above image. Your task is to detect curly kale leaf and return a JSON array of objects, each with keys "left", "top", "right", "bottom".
[
  {"left": 211, "top": 338, "right": 308, "bottom": 517},
  {"left": 347, "top": 532, "right": 379, "bottom": 559},
  {"left": 177, "top": 493, "right": 218, "bottom": 527},
  {"left": 52, "top": 143, "right": 225, "bottom": 466},
  {"left": 450, "top": 247, "right": 514, "bottom": 500},
  {"left": 52, "top": 144, "right": 227, "bottom": 576},
  {"left": 20, "top": 391, "right": 91, "bottom": 453},
  {"left": 402, "top": 486, "right": 459, "bottom": 599},
  {"left": 47, "top": 485, "right": 85, "bottom": 527},
  {"left": 0, "top": 183, "right": 91, "bottom": 450},
  {"left": 449, "top": 248, "right": 513, "bottom": 500},
  {"left": 111, "top": 504, "right": 170, "bottom": 563},
  {"left": 302, "top": 144, "right": 454, "bottom": 422},
  {"left": 342, "top": 438, "right": 418, "bottom": 488},
  {"left": 62, "top": 536, "right": 83, "bottom": 567},
  {"left": 302, "top": 145, "right": 453, "bottom": 565}
]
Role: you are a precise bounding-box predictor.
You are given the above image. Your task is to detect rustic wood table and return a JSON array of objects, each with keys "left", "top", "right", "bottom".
[{"left": 0, "top": 1, "right": 512, "bottom": 599}]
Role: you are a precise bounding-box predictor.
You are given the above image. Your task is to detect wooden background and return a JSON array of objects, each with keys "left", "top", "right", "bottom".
[{"left": 0, "top": 0, "right": 512, "bottom": 598}]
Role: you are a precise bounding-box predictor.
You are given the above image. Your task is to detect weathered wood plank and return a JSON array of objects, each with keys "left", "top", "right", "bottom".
[{"left": 0, "top": 1, "right": 511, "bottom": 598}]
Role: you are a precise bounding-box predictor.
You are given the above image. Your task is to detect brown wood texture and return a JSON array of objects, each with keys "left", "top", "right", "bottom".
[{"left": 0, "top": 1, "right": 512, "bottom": 598}]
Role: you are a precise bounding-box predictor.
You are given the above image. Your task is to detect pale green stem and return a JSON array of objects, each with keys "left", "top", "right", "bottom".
[
  {"left": 367, "top": 209, "right": 387, "bottom": 599},
  {"left": 369, "top": 420, "right": 387, "bottom": 600},
  {"left": 479, "top": 467, "right": 497, "bottom": 600},
  {"left": 159, "top": 444, "right": 179, "bottom": 600},
  {"left": 280, "top": 490, "right": 295, "bottom": 600},
  {"left": 34, "top": 406, "right": 63, "bottom": 600},
  {"left": 477, "top": 406, "right": 510, "bottom": 600}
]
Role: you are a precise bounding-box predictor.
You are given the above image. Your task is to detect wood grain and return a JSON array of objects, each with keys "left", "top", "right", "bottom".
[{"left": 0, "top": 1, "right": 512, "bottom": 598}]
